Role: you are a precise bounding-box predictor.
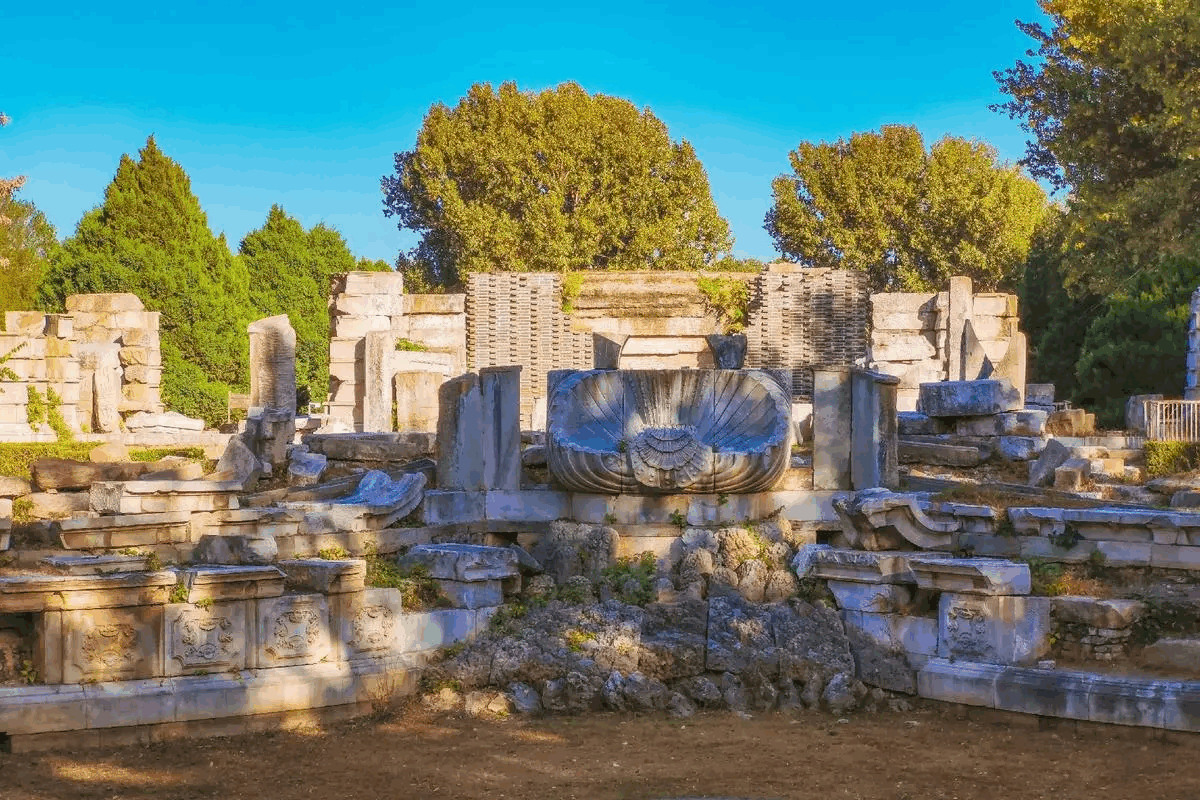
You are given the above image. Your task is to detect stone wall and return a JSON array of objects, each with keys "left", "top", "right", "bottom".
[
  {"left": 869, "top": 277, "right": 1024, "bottom": 411},
  {"left": 0, "top": 293, "right": 163, "bottom": 439},
  {"left": 326, "top": 272, "right": 467, "bottom": 431}
]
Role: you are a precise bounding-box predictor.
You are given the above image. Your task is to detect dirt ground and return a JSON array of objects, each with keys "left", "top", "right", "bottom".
[{"left": 2, "top": 704, "right": 1199, "bottom": 800}]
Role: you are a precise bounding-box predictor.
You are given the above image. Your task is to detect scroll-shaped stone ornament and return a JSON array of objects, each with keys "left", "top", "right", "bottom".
[{"left": 546, "top": 369, "right": 792, "bottom": 494}]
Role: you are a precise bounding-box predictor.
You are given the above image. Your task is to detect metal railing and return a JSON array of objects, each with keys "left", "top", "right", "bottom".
[{"left": 1145, "top": 399, "right": 1200, "bottom": 442}]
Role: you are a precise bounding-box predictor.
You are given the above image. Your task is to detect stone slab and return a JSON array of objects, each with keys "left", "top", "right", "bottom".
[
  {"left": 163, "top": 601, "right": 248, "bottom": 676},
  {"left": 908, "top": 557, "right": 1031, "bottom": 596},
  {"left": 828, "top": 581, "right": 912, "bottom": 613},
  {"left": 62, "top": 605, "right": 164, "bottom": 683},
  {"left": 278, "top": 559, "right": 367, "bottom": 594},
  {"left": 178, "top": 565, "right": 286, "bottom": 602},
  {"left": 399, "top": 544, "right": 518, "bottom": 581},
  {"left": 937, "top": 593, "right": 1051, "bottom": 666},
  {"left": 0, "top": 571, "right": 177, "bottom": 613},
  {"left": 252, "top": 594, "right": 332, "bottom": 669},
  {"left": 918, "top": 379, "right": 1022, "bottom": 418}
]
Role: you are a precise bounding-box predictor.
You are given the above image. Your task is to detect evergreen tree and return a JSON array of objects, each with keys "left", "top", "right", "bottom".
[
  {"left": 38, "top": 136, "right": 252, "bottom": 425},
  {"left": 0, "top": 193, "right": 57, "bottom": 320},
  {"left": 239, "top": 206, "right": 367, "bottom": 408}
]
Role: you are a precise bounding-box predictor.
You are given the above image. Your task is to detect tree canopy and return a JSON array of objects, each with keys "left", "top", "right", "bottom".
[
  {"left": 38, "top": 136, "right": 253, "bottom": 425},
  {"left": 382, "top": 81, "right": 733, "bottom": 288},
  {"left": 0, "top": 193, "right": 57, "bottom": 321},
  {"left": 765, "top": 125, "right": 1048, "bottom": 292},
  {"left": 994, "top": 0, "right": 1200, "bottom": 293},
  {"left": 239, "top": 205, "right": 381, "bottom": 408}
]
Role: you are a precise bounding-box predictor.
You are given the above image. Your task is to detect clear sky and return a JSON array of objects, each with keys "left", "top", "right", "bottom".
[{"left": 2, "top": 1, "right": 1047, "bottom": 264}]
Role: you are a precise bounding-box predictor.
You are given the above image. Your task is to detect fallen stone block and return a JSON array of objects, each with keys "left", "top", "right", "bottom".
[
  {"left": 278, "top": 558, "right": 366, "bottom": 594},
  {"left": 31, "top": 458, "right": 160, "bottom": 491},
  {"left": 1025, "top": 384, "right": 1055, "bottom": 406},
  {"left": 897, "top": 412, "right": 946, "bottom": 436},
  {"left": 1141, "top": 638, "right": 1200, "bottom": 675},
  {"left": 1046, "top": 408, "right": 1095, "bottom": 436},
  {"left": 287, "top": 450, "right": 328, "bottom": 487},
  {"left": 899, "top": 441, "right": 985, "bottom": 467},
  {"left": 918, "top": 379, "right": 1022, "bottom": 418},
  {"left": 995, "top": 435, "right": 1046, "bottom": 462},
  {"left": 399, "top": 543, "right": 519, "bottom": 581},
  {"left": 124, "top": 411, "right": 205, "bottom": 432},
  {"left": 1051, "top": 596, "right": 1144, "bottom": 629},
  {"left": 1028, "top": 439, "right": 1071, "bottom": 487},
  {"left": 908, "top": 557, "right": 1031, "bottom": 596},
  {"left": 193, "top": 534, "right": 279, "bottom": 565}
]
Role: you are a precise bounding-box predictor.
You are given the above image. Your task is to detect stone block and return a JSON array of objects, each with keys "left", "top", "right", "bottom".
[
  {"left": 252, "top": 594, "right": 332, "bottom": 669},
  {"left": 362, "top": 330, "right": 394, "bottom": 432},
  {"left": 908, "top": 557, "right": 1031, "bottom": 595},
  {"left": 0, "top": 683, "right": 89, "bottom": 735},
  {"left": 396, "top": 608, "right": 485, "bottom": 653},
  {"left": 828, "top": 581, "right": 912, "bottom": 613},
  {"left": 278, "top": 559, "right": 366, "bottom": 594},
  {"left": 1051, "top": 596, "right": 1144, "bottom": 629},
  {"left": 436, "top": 578, "right": 503, "bottom": 609},
  {"left": 1025, "top": 384, "right": 1054, "bottom": 406},
  {"left": 995, "top": 435, "right": 1046, "bottom": 461},
  {"left": 394, "top": 371, "right": 442, "bottom": 432},
  {"left": 479, "top": 366, "right": 522, "bottom": 491},
  {"left": 898, "top": 441, "right": 984, "bottom": 467},
  {"left": 918, "top": 379, "right": 1022, "bottom": 418},
  {"left": 1142, "top": 638, "right": 1200, "bottom": 674},
  {"left": 937, "top": 593, "right": 1052, "bottom": 666},
  {"left": 850, "top": 368, "right": 900, "bottom": 490},
  {"left": 177, "top": 565, "right": 286, "bottom": 602},
  {"left": 485, "top": 490, "right": 569, "bottom": 522},
  {"left": 62, "top": 605, "right": 164, "bottom": 683},
  {"left": 437, "top": 373, "right": 485, "bottom": 490},
  {"left": 338, "top": 270, "right": 405, "bottom": 296},
  {"left": 954, "top": 410, "right": 1047, "bottom": 437},
  {"left": 1046, "top": 408, "right": 1095, "bottom": 436},
  {"left": 420, "top": 490, "right": 485, "bottom": 525},
  {"left": 0, "top": 571, "right": 177, "bottom": 613},
  {"left": 335, "top": 587, "right": 404, "bottom": 660},
  {"left": 193, "top": 534, "right": 279, "bottom": 566},
  {"left": 163, "top": 601, "right": 248, "bottom": 676},
  {"left": 812, "top": 368, "right": 852, "bottom": 490},
  {"left": 1150, "top": 544, "right": 1200, "bottom": 570},
  {"left": 1028, "top": 438, "right": 1070, "bottom": 487},
  {"left": 287, "top": 450, "right": 327, "bottom": 487},
  {"left": 897, "top": 412, "right": 946, "bottom": 436},
  {"left": 806, "top": 548, "right": 946, "bottom": 584},
  {"left": 399, "top": 544, "right": 518, "bottom": 581},
  {"left": 1054, "top": 465, "right": 1086, "bottom": 492}
]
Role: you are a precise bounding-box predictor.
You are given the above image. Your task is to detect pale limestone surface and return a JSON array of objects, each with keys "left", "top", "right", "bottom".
[
  {"left": 918, "top": 379, "right": 1022, "bottom": 418},
  {"left": 400, "top": 544, "right": 519, "bottom": 582},
  {"left": 164, "top": 601, "right": 247, "bottom": 676},
  {"left": 547, "top": 369, "right": 791, "bottom": 494},
  {"left": 937, "top": 593, "right": 1051, "bottom": 666},
  {"left": 907, "top": 557, "right": 1031, "bottom": 596},
  {"left": 252, "top": 593, "right": 332, "bottom": 668}
]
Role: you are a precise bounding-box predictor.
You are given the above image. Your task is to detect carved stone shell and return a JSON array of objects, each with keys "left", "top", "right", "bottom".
[{"left": 546, "top": 369, "right": 792, "bottom": 494}]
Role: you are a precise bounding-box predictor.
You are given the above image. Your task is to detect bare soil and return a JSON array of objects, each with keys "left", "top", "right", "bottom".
[{"left": 3, "top": 704, "right": 1199, "bottom": 800}]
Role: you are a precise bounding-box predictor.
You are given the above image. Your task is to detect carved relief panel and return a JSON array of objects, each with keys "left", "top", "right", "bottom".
[
  {"left": 165, "top": 601, "right": 247, "bottom": 676},
  {"left": 62, "top": 606, "right": 163, "bottom": 683},
  {"left": 253, "top": 594, "right": 331, "bottom": 667}
]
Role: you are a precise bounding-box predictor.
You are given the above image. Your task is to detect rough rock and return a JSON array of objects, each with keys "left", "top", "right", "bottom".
[
  {"left": 213, "top": 436, "right": 264, "bottom": 489},
  {"left": 194, "top": 533, "right": 278, "bottom": 565},
  {"left": 509, "top": 544, "right": 544, "bottom": 576},
  {"left": 821, "top": 671, "right": 867, "bottom": 714},
  {"left": 736, "top": 559, "right": 767, "bottom": 602},
  {"left": 288, "top": 450, "right": 328, "bottom": 487},
  {"left": 23, "top": 491, "right": 89, "bottom": 520},
  {"left": 0, "top": 477, "right": 31, "bottom": 498},
  {"left": 1028, "top": 439, "right": 1071, "bottom": 488},
  {"left": 844, "top": 623, "right": 917, "bottom": 695},
  {"left": 531, "top": 521, "right": 618, "bottom": 584},
  {"left": 666, "top": 691, "right": 696, "bottom": 718},
  {"left": 88, "top": 442, "right": 130, "bottom": 463},
  {"left": 464, "top": 690, "right": 513, "bottom": 717},
  {"left": 763, "top": 569, "right": 799, "bottom": 602},
  {"left": 675, "top": 675, "right": 723, "bottom": 708},
  {"left": 507, "top": 682, "right": 543, "bottom": 715},
  {"left": 521, "top": 445, "right": 547, "bottom": 467}
]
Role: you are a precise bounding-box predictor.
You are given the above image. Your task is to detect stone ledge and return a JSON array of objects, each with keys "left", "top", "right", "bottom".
[{"left": 918, "top": 658, "right": 1200, "bottom": 732}]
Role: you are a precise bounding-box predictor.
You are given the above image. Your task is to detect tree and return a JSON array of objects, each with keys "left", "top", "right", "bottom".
[
  {"left": 0, "top": 111, "right": 25, "bottom": 211},
  {"left": 994, "top": 0, "right": 1200, "bottom": 293},
  {"left": 382, "top": 81, "right": 732, "bottom": 288},
  {"left": 38, "top": 136, "right": 253, "bottom": 426},
  {"left": 0, "top": 194, "right": 58, "bottom": 320},
  {"left": 240, "top": 206, "right": 364, "bottom": 408},
  {"left": 765, "top": 125, "right": 1048, "bottom": 292},
  {"left": 356, "top": 256, "right": 391, "bottom": 272}
]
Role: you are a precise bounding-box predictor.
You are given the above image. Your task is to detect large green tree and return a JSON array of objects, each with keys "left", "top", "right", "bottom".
[
  {"left": 994, "top": 0, "right": 1200, "bottom": 293},
  {"left": 0, "top": 193, "right": 57, "bottom": 321},
  {"left": 240, "top": 206, "right": 382, "bottom": 408},
  {"left": 765, "top": 125, "right": 1048, "bottom": 292},
  {"left": 382, "top": 81, "right": 733, "bottom": 288},
  {"left": 38, "top": 136, "right": 252, "bottom": 425}
]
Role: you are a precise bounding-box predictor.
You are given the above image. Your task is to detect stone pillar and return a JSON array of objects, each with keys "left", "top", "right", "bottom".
[
  {"left": 850, "top": 368, "right": 900, "bottom": 490},
  {"left": 994, "top": 331, "right": 1028, "bottom": 406},
  {"left": 437, "top": 373, "right": 485, "bottom": 490},
  {"left": 947, "top": 276, "right": 973, "bottom": 381},
  {"left": 812, "top": 368, "right": 852, "bottom": 490},
  {"left": 247, "top": 315, "right": 297, "bottom": 413},
  {"left": 362, "top": 330, "right": 394, "bottom": 432},
  {"left": 395, "top": 371, "right": 442, "bottom": 432},
  {"left": 90, "top": 345, "right": 122, "bottom": 434},
  {"left": 480, "top": 366, "right": 522, "bottom": 491}
]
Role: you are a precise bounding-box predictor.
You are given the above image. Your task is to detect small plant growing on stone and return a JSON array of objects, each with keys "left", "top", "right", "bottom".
[
  {"left": 717, "top": 493, "right": 729, "bottom": 507},
  {"left": 564, "top": 628, "right": 596, "bottom": 653},
  {"left": 25, "top": 386, "right": 47, "bottom": 426},
  {"left": 11, "top": 497, "right": 34, "bottom": 523},
  {"left": 994, "top": 515, "right": 1017, "bottom": 538},
  {"left": 169, "top": 582, "right": 189, "bottom": 604},
  {"left": 195, "top": 597, "right": 214, "bottom": 610},
  {"left": 696, "top": 275, "right": 750, "bottom": 334},
  {"left": 0, "top": 341, "right": 26, "bottom": 381},
  {"left": 603, "top": 512, "right": 618, "bottom": 525},
  {"left": 1048, "top": 523, "right": 1083, "bottom": 551},
  {"left": 395, "top": 338, "right": 428, "bottom": 352},
  {"left": 616, "top": 440, "right": 627, "bottom": 454},
  {"left": 599, "top": 551, "right": 658, "bottom": 606},
  {"left": 19, "top": 658, "right": 38, "bottom": 685},
  {"left": 317, "top": 546, "right": 352, "bottom": 560},
  {"left": 144, "top": 552, "right": 164, "bottom": 571},
  {"left": 489, "top": 602, "right": 528, "bottom": 635},
  {"left": 560, "top": 271, "right": 584, "bottom": 313},
  {"left": 669, "top": 510, "right": 686, "bottom": 530}
]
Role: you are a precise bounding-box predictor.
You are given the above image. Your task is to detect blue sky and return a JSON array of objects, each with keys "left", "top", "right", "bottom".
[{"left": 2, "top": 1, "right": 1047, "bottom": 263}]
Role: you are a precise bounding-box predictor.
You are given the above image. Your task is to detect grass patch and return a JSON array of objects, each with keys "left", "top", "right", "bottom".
[
  {"left": 1024, "top": 558, "right": 1112, "bottom": 598},
  {"left": 129, "top": 447, "right": 206, "bottom": 462},
  {"left": 564, "top": 628, "right": 596, "bottom": 653},
  {"left": 598, "top": 552, "right": 658, "bottom": 606},
  {"left": 0, "top": 441, "right": 97, "bottom": 479},
  {"left": 316, "top": 546, "right": 352, "bottom": 560},
  {"left": 1144, "top": 441, "right": 1200, "bottom": 477},
  {"left": 11, "top": 497, "right": 34, "bottom": 523},
  {"left": 395, "top": 338, "right": 428, "bottom": 352},
  {"left": 365, "top": 557, "right": 445, "bottom": 610}
]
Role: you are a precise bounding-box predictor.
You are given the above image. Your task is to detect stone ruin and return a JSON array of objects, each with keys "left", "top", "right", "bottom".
[{"left": 1, "top": 267, "right": 1200, "bottom": 750}]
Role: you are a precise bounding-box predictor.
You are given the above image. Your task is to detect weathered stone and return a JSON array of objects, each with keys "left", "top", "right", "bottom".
[
  {"left": 897, "top": 412, "right": 945, "bottom": 436},
  {"left": 22, "top": 492, "right": 89, "bottom": 520},
  {"left": 1141, "top": 638, "right": 1200, "bottom": 674},
  {"left": 908, "top": 557, "right": 1031, "bottom": 596},
  {"left": 547, "top": 368, "right": 791, "bottom": 494},
  {"left": 248, "top": 315, "right": 297, "bottom": 413},
  {"left": 30, "top": 458, "right": 158, "bottom": 491},
  {"left": 124, "top": 411, "right": 205, "bottom": 431},
  {"left": 400, "top": 544, "right": 519, "bottom": 582},
  {"left": 91, "top": 345, "right": 122, "bottom": 433},
  {"left": 507, "top": 682, "right": 542, "bottom": 715},
  {"left": 843, "top": 622, "right": 917, "bottom": 695},
  {"left": 0, "top": 477, "right": 31, "bottom": 498},
  {"left": 822, "top": 671, "right": 867, "bottom": 714},
  {"left": 88, "top": 442, "right": 129, "bottom": 464},
  {"left": 437, "top": 373, "right": 485, "bottom": 491},
  {"left": 287, "top": 450, "right": 327, "bottom": 487},
  {"left": 193, "top": 534, "right": 278, "bottom": 565},
  {"left": 253, "top": 593, "right": 331, "bottom": 668},
  {"left": 1046, "top": 408, "right": 1095, "bottom": 436},
  {"left": 918, "top": 379, "right": 1022, "bottom": 418},
  {"left": 62, "top": 605, "right": 163, "bottom": 683},
  {"left": 898, "top": 440, "right": 985, "bottom": 467},
  {"left": 828, "top": 581, "right": 912, "bottom": 613},
  {"left": 995, "top": 435, "right": 1046, "bottom": 462},
  {"left": 1028, "top": 438, "right": 1071, "bottom": 488},
  {"left": 480, "top": 366, "right": 522, "bottom": 491},
  {"left": 279, "top": 559, "right": 366, "bottom": 594},
  {"left": 394, "top": 371, "right": 442, "bottom": 433},
  {"left": 992, "top": 332, "right": 1027, "bottom": 405},
  {"left": 813, "top": 368, "right": 853, "bottom": 490},
  {"left": 834, "top": 489, "right": 988, "bottom": 550},
  {"left": 1026, "top": 384, "right": 1055, "bottom": 406},
  {"left": 591, "top": 333, "right": 627, "bottom": 369},
  {"left": 851, "top": 368, "right": 900, "bottom": 490},
  {"left": 529, "top": 522, "right": 618, "bottom": 584},
  {"left": 362, "top": 330, "right": 393, "bottom": 433},
  {"left": 938, "top": 593, "right": 1052, "bottom": 666},
  {"left": 213, "top": 437, "right": 264, "bottom": 489},
  {"left": 1126, "top": 394, "right": 1163, "bottom": 436},
  {"left": 1051, "top": 596, "right": 1144, "bottom": 629},
  {"left": 705, "top": 334, "right": 747, "bottom": 369},
  {"left": 960, "top": 319, "right": 994, "bottom": 381}
]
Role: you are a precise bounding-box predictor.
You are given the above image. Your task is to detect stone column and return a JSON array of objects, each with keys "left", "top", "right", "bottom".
[
  {"left": 994, "top": 331, "right": 1028, "bottom": 406},
  {"left": 850, "top": 368, "right": 900, "bottom": 490},
  {"left": 480, "top": 366, "right": 522, "bottom": 491},
  {"left": 90, "top": 344, "right": 122, "bottom": 434},
  {"left": 394, "top": 371, "right": 442, "bottom": 432},
  {"left": 812, "top": 368, "right": 852, "bottom": 490},
  {"left": 1188, "top": 288, "right": 1200, "bottom": 400},
  {"left": 437, "top": 373, "right": 485, "bottom": 490},
  {"left": 247, "top": 315, "right": 297, "bottom": 412},
  {"left": 946, "top": 276, "right": 973, "bottom": 381},
  {"left": 362, "top": 330, "right": 394, "bottom": 432}
]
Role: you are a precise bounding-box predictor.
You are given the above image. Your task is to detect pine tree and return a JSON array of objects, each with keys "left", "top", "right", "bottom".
[
  {"left": 239, "top": 206, "right": 367, "bottom": 408},
  {"left": 38, "top": 136, "right": 253, "bottom": 425}
]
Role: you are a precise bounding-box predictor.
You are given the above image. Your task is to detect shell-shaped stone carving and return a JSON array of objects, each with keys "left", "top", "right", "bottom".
[{"left": 547, "top": 369, "right": 792, "bottom": 494}]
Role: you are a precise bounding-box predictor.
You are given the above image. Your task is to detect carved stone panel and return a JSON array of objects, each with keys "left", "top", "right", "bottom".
[
  {"left": 165, "top": 601, "right": 247, "bottom": 676},
  {"left": 62, "top": 606, "right": 163, "bottom": 683},
  {"left": 336, "top": 588, "right": 404, "bottom": 661},
  {"left": 936, "top": 593, "right": 1052, "bottom": 666},
  {"left": 253, "top": 594, "right": 331, "bottom": 668}
]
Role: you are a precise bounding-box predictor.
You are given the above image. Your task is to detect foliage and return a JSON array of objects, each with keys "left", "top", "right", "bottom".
[
  {"left": 37, "top": 136, "right": 252, "bottom": 426},
  {"left": 239, "top": 205, "right": 362, "bottom": 409},
  {"left": 489, "top": 602, "right": 529, "bottom": 636},
  {"left": 395, "top": 338, "right": 427, "bottom": 352},
  {"left": 994, "top": 0, "right": 1200, "bottom": 293},
  {"left": 44, "top": 388, "right": 73, "bottom": 442},
  {"left": 11, "top": 497, "right": 33, "bottom": 523},
  {"left": 696, "top": 276, "right": 750, "bottom": 334},
  {"left": 169, "top": 582, "right": 189, "bottom": 604},
  {"left": 366, "top": 557, "right": 443, "bottom": 610},
  {"left": 317, "top": 545, "right": 352, "bottom": 560},
  {"left": 0, "top": 441, "right": 97, "bottom": 479},
  {"left": 710, "top": 255, "right": 767, "bottom": 272},
  {"left": 599, "top": 552, "right": 658, "bottom": 606},
  {"left": 1072, "top": 255, "right": 1200, "bottom": 427},
  {"left": 766, "top": 125, "right": 1048, "bottom": 292},
  {"left": 564, "top": 628, "right": 596, "bottom": 653},
  {"left": 128, "top": 446, "right": 206, "bottom": 463},
  {"left": 1129, "top": 594, "right": 1200, "bottom": 647},
  {"left": 0, "top": 341, "right": 25, "bottom": 381},
  {"left": 1048, "top": 524, "right": 1083, "bottom": 551},
  {"left": 382, "top": 81, "right": 732, "bottom": 288},
  {"left": 560, "top": 271, "right": 584, "bottom": 314},
  {"left": 0, "top": 193, "right": 58, "bottom": 319},
  {"left": 355, "top": 257, "right": 392, "bottom": 272},
  {"left": 1144, "top": 441, "right": 1200, "bottom": 478},
  {"left": 25, "top": 386, "right": 46, "bottom": 426}
]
